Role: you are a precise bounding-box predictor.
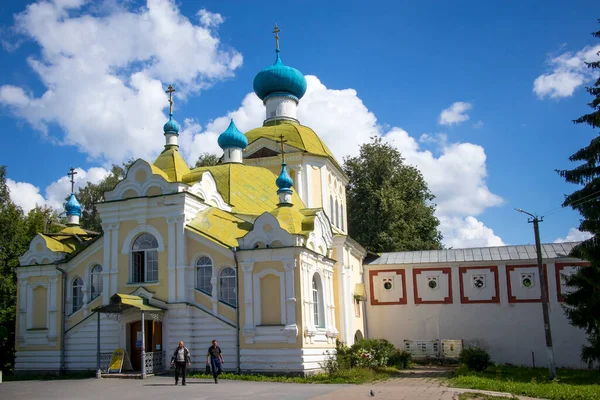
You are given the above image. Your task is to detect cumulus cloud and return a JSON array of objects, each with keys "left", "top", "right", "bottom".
[
  {"left": 438, "top": 102, "right": 472, "bottom": 126},
  {"left": 8, "top": 167, "right": 109, "bottom": 213},
  {"left": 533, "top": 44, "right": 600, "bottom": 99},
  {"left": 554, "top": 228, "right": 593, "bottom": 243},
  {"left": 0, "top": 0, "right": 242, "bottom": 165},
  {"left": 440, "top": 216, "right": 505, "bottom": 248}
]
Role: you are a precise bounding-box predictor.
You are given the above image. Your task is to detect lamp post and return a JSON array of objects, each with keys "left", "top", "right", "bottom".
[{"left": 515, "top": 208, "right": 556, "bottom": 379}]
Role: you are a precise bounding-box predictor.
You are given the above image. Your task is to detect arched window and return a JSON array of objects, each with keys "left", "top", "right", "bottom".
[
  {"left": 312, "top": 274, "right": 325, "bottom": 328},
  {"left": 335, "top": 199, "right": 339, "bottom": 228},
  {"left": 132, "top": 233, "right": 159, "bottom": 283},
  {"left": 90, "top": 264, "right": 103, "bottom": 300},
  {"left": 196, "top": 256, "right": 213, "bottom": 294},
  {"left": 219, "top": 267, "right": 236, "bottom": 307},
  {"left": 72, "top": 277, "right": 83, "bottom": 313},
  {"left": 340, "top": 205, "right": 345, "bottom": 231}
]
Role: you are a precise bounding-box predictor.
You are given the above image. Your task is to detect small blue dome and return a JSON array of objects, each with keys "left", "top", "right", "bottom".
[
  {"left": 276, "top": 162, "right": 294, "bottom": 193},
  {"left": 163, "top": 113, "right": 180, "bottom": 135},
  {"left": 218, "top": 119, "right": 248, "bottom": 150},
  {"left": 253, "top": 50, "right": 307, "bottom": 102},
  {"left": 65, "top": 193, "right": 81, "bottom": 217}
]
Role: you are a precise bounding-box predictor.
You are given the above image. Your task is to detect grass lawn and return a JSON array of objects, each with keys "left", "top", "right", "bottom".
[
  {"left": 449, "top": 365, "right": 600, "bottom": 400},
  {"left": 189, "top": 366, "right": 402, "bottom": 384}
]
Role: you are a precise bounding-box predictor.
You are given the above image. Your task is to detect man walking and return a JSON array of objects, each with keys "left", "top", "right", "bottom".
[
  {"left": 206, "top": 340, "right": 224, "bottom": 384},
  {"left": 170, "top": 341, "right": 191, "bottom": 386}
]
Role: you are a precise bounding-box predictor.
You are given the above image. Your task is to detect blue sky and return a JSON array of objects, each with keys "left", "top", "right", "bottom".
[{"left": 0, "top": 0, "right": 598, "bottom": 248}]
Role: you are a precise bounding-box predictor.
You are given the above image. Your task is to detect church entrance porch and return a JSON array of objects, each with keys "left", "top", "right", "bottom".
[
  {"left": 93, "top": 293, "right": 166, "bottom": 378},
  {"left": 129, "top": 320, "right": 163, "bottom": 371}
]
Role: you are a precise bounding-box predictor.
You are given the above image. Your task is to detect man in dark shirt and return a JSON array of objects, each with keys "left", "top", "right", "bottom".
[{"left": 206, "top": 340, "right": 224, "bottom": 383}]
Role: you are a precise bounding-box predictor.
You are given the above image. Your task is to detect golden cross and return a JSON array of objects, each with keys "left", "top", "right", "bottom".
[
  {"left": 275, "top": 133, "right": 287, "bottom": 163},
  {"left": 67, "top": 167, "right": 77, "bottom": 193},
  {"left": 165, "top": 85, "right": 176, "bottom": 114},
  {"left": 273, "top": 25, "right": 280, "bottom": 50}
]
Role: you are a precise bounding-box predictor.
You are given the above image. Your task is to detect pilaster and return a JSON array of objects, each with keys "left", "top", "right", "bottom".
[
  {"left": 242, "top": 262, "right": 255, "bottom": 343},
  {"left": 167, "top": 218, "right": 176, "bottom": 302},
  {"left": 283, "top": 259, "right": 298, "bottom": 343}
]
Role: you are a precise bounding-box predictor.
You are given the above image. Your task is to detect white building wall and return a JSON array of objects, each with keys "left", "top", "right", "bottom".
[
  {"left": 365, "top": 261, "right": 589, "bottom": 369},
  {"left": 65, "top": 314, "right": 120, "bottom": 370}
]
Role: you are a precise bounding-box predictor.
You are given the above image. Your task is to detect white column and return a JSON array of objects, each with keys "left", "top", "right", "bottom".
[
  {"left": 295, "top": 166, "right": 304, "bottom": 204},
  {"left": 110, "top": 224, "right": 119, "bottom": 293},
  {"left": 304, "top": 163, "right": 313, "bottom": 208},
  {"left": 48, "top": 276, "right": 58, "bottom": 340},
  {"left": 283, "top": 259, "right": 297, "bottom": 327},
  {"left": 320, "top": 166, "right": 327, "bottom": 209},
  {"left": 345, "top": 266, "right": 354, "bottom": 344},
  {"left": 327, "top": 270, "right": 338, "bottom": 335},
  {"left": 242, "top": 262, "right": 255, "bottom": 343},
  {"left": 102, "top": 226, "right": 111, "bottom": 304},
  {"left": 81, "top": 287, "right": 89, "bottom": 317},
  {"left": 167, "top": 218, "right": 176, "bottom": 303},
  {"left": 211, "top": 266, "right": 218, "bottom": 315},
  {"left": 175, "top": 217, "right": 186, "bottom": 302},
  {"left": 18, "top": 280, "right": 27, "bottom": 340}
]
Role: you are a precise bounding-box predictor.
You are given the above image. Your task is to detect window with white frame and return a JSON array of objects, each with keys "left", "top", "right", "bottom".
[
  {"left": 196, "top": 256, "right": 213, "bottom": 294},
  {"left": 312, "top": 274, "right": 325, "bottom": 328},
  {"left": 329, "top": 195, "right": 334, "bottom": 223},
  {"left": 131, "top": 233, "right": 159, "bottom": 283},
  {"left": 219, "top": 267, "right": 236, "bottom": 306},
  {"left": 72, "top": 277, "right": 83, "bottom": 313},
  {"left": 90, "top": 264, "right": 103, "bottom": 300},
  {"left": 341, "top": 205, "right": 345, "bottom": 231},
  {"left": 335, "top": 199, "right": 339, "bottom": 228}
]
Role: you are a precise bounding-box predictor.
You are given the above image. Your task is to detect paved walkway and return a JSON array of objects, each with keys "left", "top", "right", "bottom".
[{"left": 0, "top": 367, "right": 543, "bottom": 400}]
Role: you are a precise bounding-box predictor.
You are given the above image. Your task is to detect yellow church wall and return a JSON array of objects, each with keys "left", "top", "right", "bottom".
[
  {"left": 28, "top": 276, "right": 49, "bottom": 285},
  {"left": 193, "top": 290, "right": 213, "bottom": 310},
  {"left": 260, "top": 274, "right": 281, "bottom": 325},
  {"left": 117, "top": 218, "right": 170, "bottom": 300},
  {"left": 309, "top": 166, "right": 322, "bottom": 207},
  {"left": 218, "top": 303, "right": 236, "bottom": 321},
  {"left": 186, "top": 240, "right": 233, "bottom": 270},
  {"left": 32, "top": 286, "right": 48, "bottom": 329}
]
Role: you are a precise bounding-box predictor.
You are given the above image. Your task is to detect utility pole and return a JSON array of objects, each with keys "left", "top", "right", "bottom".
[{"left": 516, "top": 209, "right": 557, "bottom": 380}]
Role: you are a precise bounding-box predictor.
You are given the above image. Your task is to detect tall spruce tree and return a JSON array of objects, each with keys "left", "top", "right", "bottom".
[
  {"left": 344, "top": 137, "right": 443, "bottom": 253},
  {"left": 557, "top": 20, "right": 600, "bottom": 368}
]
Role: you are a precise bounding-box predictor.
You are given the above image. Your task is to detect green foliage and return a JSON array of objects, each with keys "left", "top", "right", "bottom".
[
  {"left": 343, "top": 136, "right": 443, "bottom": 252},
  {"left": 458, "top": 347, "right": 491, "bottom": 372},
  {"left": 450, "top": 364, "right": 600, "bottom": 400},
  {"left": 556, "top": 19, "right": 600, "bottom": 369},
  {"left": 189, "top": 366, "right": 397, "bottom": 384},
  {"left": 389, "top": 348, "right": 412, "bottom": 369},
  {"left": 334, "top": 338, "right": 402, "bottom": 370},
  {"left": 194, "top": 152, "right": 221, "bottom": 168},
  {"left": 76, "top": 160, "right": 133, "bottom": 233}
]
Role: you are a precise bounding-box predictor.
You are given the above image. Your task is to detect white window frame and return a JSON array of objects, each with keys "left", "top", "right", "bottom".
[
  {"left": 72, "top": 277, "right": 84, "bottom": 314},
  {"left": 196, "top": 256, "right": 213, "bottom": 295},
  {"left": 312, "top": 274, "right": 325, "bottom": 328},
  {"left": 90, "top": 264, "right": 103, "bottom": 300},
  {"left": 219, "top": 267, "right": 237, "bottom": 307},
  {"left": 131, "top": 233, "right": 159, "bottom": 283}
]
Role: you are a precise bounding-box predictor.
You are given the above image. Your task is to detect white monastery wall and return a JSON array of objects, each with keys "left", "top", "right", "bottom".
[
  {"left": 365, "top": 261, "right": 589, "bottom": 368},
  {"left": 64, "top": 314, "right": 120, "bottom": 370}
]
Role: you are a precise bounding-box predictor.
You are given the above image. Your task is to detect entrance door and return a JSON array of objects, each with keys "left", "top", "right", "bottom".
[{"left": 129, "top": 320, "right": 162, "bottom": 371}]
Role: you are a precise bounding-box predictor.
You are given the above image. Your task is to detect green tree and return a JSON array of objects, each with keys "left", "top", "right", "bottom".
[
  {"left": 343, "top": 137, "right": 443, "bottom": 252},
  {"left": 77, "top": 160, "right": 134, "bottom": 233},
  {"left": 193, "top": 152, "right": 220, "bottom": 168},
  {"left": 557, "top": 20, "right": 600, "bottom": 368},
  {"left": 0, "top": 166, "right": 27, "bottom": 372}
]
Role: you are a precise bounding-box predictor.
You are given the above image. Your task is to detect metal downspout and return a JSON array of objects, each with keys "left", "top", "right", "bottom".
[
  {"left": 55, "top": 265, "right": 67, "bottom": 375},
  {"left": 232, "top": 247, "right": 241, "bottom": 374},
  {"left": 361, "top": 266, "right": 369, "bottom": 339}
]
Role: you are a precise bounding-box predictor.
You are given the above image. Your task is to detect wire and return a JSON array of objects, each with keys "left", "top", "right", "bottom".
[
  {"left": 539, "top": 189, "right": 600, "bottom": 217},
  {"left": 543, "top": 194, "right": 600, "bottom": 217}
]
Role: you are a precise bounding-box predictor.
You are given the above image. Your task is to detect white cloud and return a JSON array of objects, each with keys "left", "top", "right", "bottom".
[
  {"left": 440, "top": 216, "right": 505, "bottom": 248},
  {"left": 0, "top": 0, "right": 242, "bottom": 165},
  {"left": 7, "top": 167, "right": 109, "bottom": 213},
  {"left": 438, "top": 101, "right": 472, "bottom": 126},
  {"left": 554, "top": 228, "right": 593, "bottom": 243},
  {"left": 533, "top": 44, "right": 600, "bottom": 99}
]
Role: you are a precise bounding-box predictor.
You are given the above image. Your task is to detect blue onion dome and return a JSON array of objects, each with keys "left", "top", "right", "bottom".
[
  {"left": 253, "top": 50, "right": 307, "bottom": 102},
  {"left": 163, "top": 113, "right": 180, "bottom": 135},
  {"left": 276, "top": 162, "right": 294, "bottom": 193},
  {"left": 65, "top": 193, "right": 81, "bottom": 216},
  {"left": 218, "top": 119, "right": 248, "bottom": 149}
]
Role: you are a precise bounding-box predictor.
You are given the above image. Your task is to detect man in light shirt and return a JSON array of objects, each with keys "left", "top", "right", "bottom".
[{"left": 170, "top": 341, "right": 191, "bottom": 386}]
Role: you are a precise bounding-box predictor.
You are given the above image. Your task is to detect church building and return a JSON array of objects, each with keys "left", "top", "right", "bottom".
[{"left": 14, "top": 27, "right": 589, "bottom": 376}]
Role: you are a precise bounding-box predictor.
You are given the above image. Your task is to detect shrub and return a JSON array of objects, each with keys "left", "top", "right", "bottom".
[
  {"left": 389, "top": 348, "right": 412, "bottom": 369},
  {"left": 350, "top": 338, "right": 396, "bottom": 368},
  {"left": 459, "top": 347, "right": 491, "bottom": 372}
]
